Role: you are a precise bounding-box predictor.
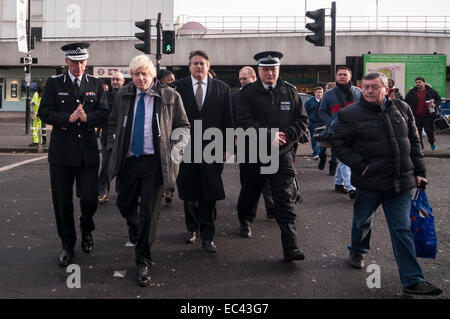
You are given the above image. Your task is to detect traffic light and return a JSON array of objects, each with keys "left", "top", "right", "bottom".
[
  {"left": 135, "top": 19, "right": 151, "bottom": 54},
  {"left": 305, "top": 9, "right": 325, "bottom": 46},
  {"left": 162, "top": 30, "right": 175, "bottom": 54}
]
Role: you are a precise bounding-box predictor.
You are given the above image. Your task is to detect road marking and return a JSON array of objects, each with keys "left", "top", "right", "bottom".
[
  {"left": 0, "top": 153, "right": 47, "bottom": 156},
  {"left": 0, "top": 155, "right": 47, "bottom": 173}
]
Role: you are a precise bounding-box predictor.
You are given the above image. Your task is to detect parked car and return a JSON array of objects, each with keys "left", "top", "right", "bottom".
[{"left": 298, "top": 93, "right": 313, "bottom": 105}]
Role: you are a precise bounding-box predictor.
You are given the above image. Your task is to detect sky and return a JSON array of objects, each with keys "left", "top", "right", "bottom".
[{"left": 174, "top": 0, "right": 449, "bottom": 17}]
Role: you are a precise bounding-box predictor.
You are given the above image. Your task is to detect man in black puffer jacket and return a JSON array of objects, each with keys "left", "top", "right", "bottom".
[{"left": 332, "top": 72, "right": 442, "bottom": 296}]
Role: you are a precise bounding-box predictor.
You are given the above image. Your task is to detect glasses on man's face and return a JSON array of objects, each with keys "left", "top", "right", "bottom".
[
  {"left": 239, "top": 77, "right": 248, "bottom": 81},
  {"left": 362, "top": 85, "right": 382, "bottom": 91},
  {"left": 112, "top": 78, "right": 122, "bottom": 81}
]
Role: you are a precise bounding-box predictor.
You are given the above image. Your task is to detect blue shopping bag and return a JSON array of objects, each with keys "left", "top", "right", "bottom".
[{"left": 410, "top": 189, "right": 438, "bottom": 259}]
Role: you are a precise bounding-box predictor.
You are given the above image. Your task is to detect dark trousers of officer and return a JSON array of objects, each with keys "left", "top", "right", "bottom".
[
  {"left": 184, "top": 200, "right": 216, "bottom": 241},
  {"left": 237, "top": 151, "right": 298, "bottom": 254},
  {"left": 49, "top": 163, "right": 98, "bottom": 251},
  {"left": 116, "top": 155, "right": 164, "bottom": 268},
  {"left": 98, "top": 129, "right": 110, "bottom": 194}
]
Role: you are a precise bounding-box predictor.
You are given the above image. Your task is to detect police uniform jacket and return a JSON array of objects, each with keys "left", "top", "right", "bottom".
[
  {"left": 38, "top": 71, "right": 108, "bottom": 167},
  {"left": 234, "top": 78, "right": 309, "bottom": 157}
]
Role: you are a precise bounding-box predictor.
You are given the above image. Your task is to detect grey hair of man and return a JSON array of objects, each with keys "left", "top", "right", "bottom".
[
  {"left": 363, "top": 72, "right": 389, "bottom": 88},
  {"left": 239, "top": 66, "right": 256, "bottom": 77},
  {"left": 129, "top": 54, "right": 157, "bottom": 78}
]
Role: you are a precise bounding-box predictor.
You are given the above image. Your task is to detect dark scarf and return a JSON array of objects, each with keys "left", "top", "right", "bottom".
[
  {"left": 335, "top": 81, "right": 354, "bottom": 102},
  {"left": 359, "top": 95, "right": 386, "bottom": 112}
]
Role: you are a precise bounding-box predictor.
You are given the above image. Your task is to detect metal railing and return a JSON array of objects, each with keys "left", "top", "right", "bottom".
[
  {"left": 178, "top": 15, "right": 450, "bottom": 34},
  {"left": 1, "top": 15, "right": 449, "bottom": 41}
]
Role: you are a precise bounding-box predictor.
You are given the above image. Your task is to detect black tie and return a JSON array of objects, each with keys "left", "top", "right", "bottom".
[
  {"left": 74, "top": 78, "right": 79, "bottom": 97},
  {"left": 268, "top": 85, "right": 273, "bottom": 91}
]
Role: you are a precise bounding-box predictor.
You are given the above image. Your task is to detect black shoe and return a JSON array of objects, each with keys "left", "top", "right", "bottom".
[
  {"left": 403, "top": 281, "right": 443, "bottom": 296},
  {"left": 58, "top": 249, "right": 74, "bottom": 267},
  {"left": 128, "top": 225, "right": 138, "bottom": 245},
  {"left": 318, "top": 155, "right": 327, "bottom": 170},
  {"left": 329, "top": 161, "right": 337, "bottom": 175},
  {"left": 239, "top": 224, "right": 252, "bottom": 238},
  {"left": 29, "top": 143, "right": 38, "bottom": 147},
  {"left": 81, "top": 231, "right": 94, "bottom": 253},
  {"left": 137, "top": 263, "right": 151, "bottom": 287},
  {"left": 284, "top": 248, "right": 305, "bottom": 262},
  {"left": 98, "top": 193, "right": 108, "bottom": 203},
  {"left": 349, "top": 190, "right": 357, "bottom": 199},
  {"left": 349, "top": 252, "right": 364, "bottom": 269},
  {"left": 335, "top": 184, "right": 348, "bottom": 194},
  {"left": 185, "top": 231, "right": 197, "bottom": 244},
  {"left": 202, "top": 240, "right": 218, "bottom": 253}
]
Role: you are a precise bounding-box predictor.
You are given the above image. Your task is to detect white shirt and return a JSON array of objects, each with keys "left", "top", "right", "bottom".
[
  {"left": 262, "top": 82, "right": 277, "bottom": 90},
  {"left": 191, "top": 75, "right": 208, "bottom": 105},
  {"left": 67, "top": 70, "right": 82, "bottom": 87},
  {"left": 127, "top": 85, "right": 155, "bottom": 157}
]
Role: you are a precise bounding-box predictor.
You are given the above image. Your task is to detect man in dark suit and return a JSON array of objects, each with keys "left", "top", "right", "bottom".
[
  {"left": 174, "top": 50, "right": 233, "bottom": 253},
  {"left": 38, "top": 42, "right": 108, "bottom": 266}
]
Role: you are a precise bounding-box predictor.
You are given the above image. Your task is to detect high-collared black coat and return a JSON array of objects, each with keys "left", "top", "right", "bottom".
[
  {"left": 173, "top": 76, "right": 233, "bottom": 201},
  {"left": 331, "top": 98, "right": 425, "bottom": 193},
  {"left": 38, "top": 71, "right": 108, "bottom": 167}
]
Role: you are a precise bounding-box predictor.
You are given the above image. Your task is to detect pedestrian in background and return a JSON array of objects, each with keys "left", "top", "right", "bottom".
[
  {"left": 38, "top": 42, "right": 108, "bottom": 266},
  {"left": 98, "top": 71, "right": 125, "bottom": 203},
  {"left": 30, "top": 87, "right": 46, "bottom": 146},
  {"left": 158, "top": 69, "right": 175, "bottom": 85},
  {"left": 332, "top": 72, "right": 442, "bottom": 296},
  {"left": 107, "top": 55, "right": 190, "bottom": 286},
  {"left": 304, "top": 86, "right": 324, "bottom": 159},
  {"left": 404, "top": 77, "right": 441, "bottom": 151},
  {"left": 387, "top": 79, "right": 403, "bottom": 100},
  {"left": 319, "top": 66, "right": 361, "bottom": 199},
  {"left": 317, "top": 82, "right": 337, "bottom": 171}
]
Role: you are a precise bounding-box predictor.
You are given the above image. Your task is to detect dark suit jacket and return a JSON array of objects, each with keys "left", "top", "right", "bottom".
[
  {"left": 173, "top": 75, "right": 233, "bottom": 201},
  {"left": 38, "top": 71, "right": 108, "bottom": 167}
]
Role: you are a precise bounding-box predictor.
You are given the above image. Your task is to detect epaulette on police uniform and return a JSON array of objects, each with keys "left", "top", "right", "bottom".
[
  {"left": 284, "top": 81, "right": 297, "bottom": 91},
  {"left": 51, "top": 74, "right": 63, "bottom": 78}
]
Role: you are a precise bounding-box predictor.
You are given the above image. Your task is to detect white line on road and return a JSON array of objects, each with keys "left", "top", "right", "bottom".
[{"left": 0, "top": 155, "right": 47, "bottom": 173}]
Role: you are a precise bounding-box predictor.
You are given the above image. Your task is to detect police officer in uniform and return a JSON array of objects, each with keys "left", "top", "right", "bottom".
[
  {"left": 234, "top": 51, "right": 309, "bottom": 262},
  {"left": 38, "top": 43, "right": 108, "bottom": 266}
]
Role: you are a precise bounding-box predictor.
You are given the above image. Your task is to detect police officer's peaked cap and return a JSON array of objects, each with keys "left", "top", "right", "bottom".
[
  {"left": 253, "top": 51, "right": 283, "bottom": 66},
  {"left": 61, "top": 42, "right": 90, "bottom": 61}
]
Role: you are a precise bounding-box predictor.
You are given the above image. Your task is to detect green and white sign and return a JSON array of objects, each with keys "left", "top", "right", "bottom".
[{"left": 363, "top": 54, "right": 446, "bottom": 97}]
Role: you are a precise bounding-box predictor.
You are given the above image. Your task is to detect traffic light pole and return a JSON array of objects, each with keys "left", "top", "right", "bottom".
[
  {"left": 156, "top": 12, "right": 162, "bottom": 74},
  {"left": 25, "top": 0, "right": 32, "bottom": 135},
  {"left": 330, "top": 1, "right": 336, "bottom": 81}
]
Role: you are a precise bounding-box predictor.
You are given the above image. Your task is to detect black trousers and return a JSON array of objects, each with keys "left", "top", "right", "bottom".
[
  {"left": 116, "top": 155, "right": 164, "bottom": 267},
  {"left": 237, "top": 151, "right": 298, "bottom": 254},
  {"left": 49, "top": 163, "right": 98, "bottom": 251},
  {"left": 98, "top": 129, "right": 110, "bottom": 194},
  {"left": 415, "top": 115, "right": 436, "bottom": 147},
  {"left": 184, "top": 200, "right": 216, "bottom": 241}
]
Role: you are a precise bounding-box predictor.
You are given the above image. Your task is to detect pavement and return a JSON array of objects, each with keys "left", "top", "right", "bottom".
[{"left": 1, "top": 111, "right": 449, "bottom": 157}]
